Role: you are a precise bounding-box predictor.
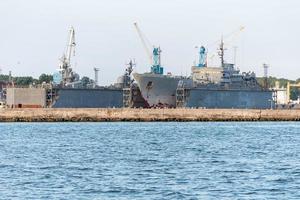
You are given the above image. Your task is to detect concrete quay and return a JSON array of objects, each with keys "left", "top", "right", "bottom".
[{"left": 0, "top": 108, "right": 300, "bottom": 122}]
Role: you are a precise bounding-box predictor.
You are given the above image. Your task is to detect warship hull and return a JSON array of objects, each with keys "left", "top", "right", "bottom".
[
  {"left": 51, "top": 88, "right": 123, "bottom": 108},
  {"left": 178, "top": 88, "right": 273, "bottom": 109},
  {"left": 133, "top": 73, "right": 182, "bottom": 107}
]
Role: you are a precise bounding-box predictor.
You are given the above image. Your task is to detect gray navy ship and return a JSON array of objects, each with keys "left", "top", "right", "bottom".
[
  {"left": 133, "top": 47, "right": 183, "bottom": 107},
  {"left": 48, "top": 27, "right": 143, "bottom": 108},
  {"left": 132, "top": 22, "right": 184, "bottom": 108},
  {"left": 134, "top": 40, "right": 273, "bottom": 109}
]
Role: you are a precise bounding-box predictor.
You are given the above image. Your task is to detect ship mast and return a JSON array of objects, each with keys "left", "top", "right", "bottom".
[{"left": 218, "top": 37, "right": 225, "bottom": 68}]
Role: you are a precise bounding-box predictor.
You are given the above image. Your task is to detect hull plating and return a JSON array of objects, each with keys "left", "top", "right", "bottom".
[
  {"left": 185, "top": 89, "right": 273, "bottom": 109},
  {"left": 133, "top": 73, "right": 181, "bottom": 107},
  {"left": 52, "top": 88, "right": 123, "bottom": 108}
]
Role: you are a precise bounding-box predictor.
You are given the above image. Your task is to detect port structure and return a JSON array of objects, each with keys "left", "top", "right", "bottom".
[
  {"left": 94, "top": 68, "right": 100, "bottom": 88},
  {"left": 263, "top": 63, "right": 269, "bottom": 89},
  {"left": 46, "top": 87, "right": 58, "bottom": 108},
  {"left": 176, "top": 80, "right": 190, "bottom": 108},
  {"left": 176, "top": 87, "right": 186, "bottom": 108},
  {"left": 123, "top": 87, "right": 131, "bottom": 108}
]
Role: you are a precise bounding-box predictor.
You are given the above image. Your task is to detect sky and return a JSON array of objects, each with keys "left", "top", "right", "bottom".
[{"left": 0, "top": 0, "right": 299, "bottom": 85}]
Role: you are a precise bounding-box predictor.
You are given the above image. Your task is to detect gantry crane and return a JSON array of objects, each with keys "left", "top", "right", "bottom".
[
  {"left": 59, "top": 27, "right": 77, "bottom": 85},
  {"left": 133, "top": 23, "right": 163, "bottom": 74}
]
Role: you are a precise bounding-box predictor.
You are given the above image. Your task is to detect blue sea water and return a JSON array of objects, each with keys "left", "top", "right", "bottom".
[{"left": 0, "top": 122, "right": 299, "bottom": 199}]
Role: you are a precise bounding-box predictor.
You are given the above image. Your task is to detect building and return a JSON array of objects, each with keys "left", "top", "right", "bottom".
[
  {"left": 273, "top": 81, "right": 288, "bottom": 105},
  {"left": 6, "top": 88, "right": 46, "bottom": 108},
  {"left": 275, "top": 88, "right": 288, "bottom": 105}
]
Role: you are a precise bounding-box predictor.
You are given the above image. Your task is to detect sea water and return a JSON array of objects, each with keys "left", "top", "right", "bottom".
[{"left": 0, "top": 122, "right": 299, "bottom": 199}]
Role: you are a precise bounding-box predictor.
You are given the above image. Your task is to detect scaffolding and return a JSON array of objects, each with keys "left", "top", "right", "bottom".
[
  {"left": 123, "top": 87, "right": 131, "bottom": 108},
  {"left": 176, "top": 86, "right": 189, "bottom": 108},
  {"left": 46, "top": 87, "right": 58, "bottom": 108}
]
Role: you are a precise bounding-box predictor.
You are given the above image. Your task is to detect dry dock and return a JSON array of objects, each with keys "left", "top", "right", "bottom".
[{"left": 0, "top": 108, "right": 300, "bottom": 122}]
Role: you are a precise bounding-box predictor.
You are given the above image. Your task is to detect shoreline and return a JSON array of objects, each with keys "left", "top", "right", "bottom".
[{"left": 0, "top": 108, "right": 300, "bottom": 122}]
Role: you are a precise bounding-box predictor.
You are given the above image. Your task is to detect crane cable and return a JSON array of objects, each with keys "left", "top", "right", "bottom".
[{"left": 134, "top": 22, "right": 153, "bottom": 65}]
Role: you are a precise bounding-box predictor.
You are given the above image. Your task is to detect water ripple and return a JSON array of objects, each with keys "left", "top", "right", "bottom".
[{"left": 0, "top": 122, "right": 299, "bottom": 199}]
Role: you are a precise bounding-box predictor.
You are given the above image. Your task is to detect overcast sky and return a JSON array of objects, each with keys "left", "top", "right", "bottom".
[{"left": 0, "top": 0, "right": 299, "bottom": 85}]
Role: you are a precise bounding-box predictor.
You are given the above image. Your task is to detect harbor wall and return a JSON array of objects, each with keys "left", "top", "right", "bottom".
[{"left": 0, "top": 108, "right": 300, "bottom": 122}]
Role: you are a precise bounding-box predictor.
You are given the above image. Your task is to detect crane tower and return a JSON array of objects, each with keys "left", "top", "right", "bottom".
[
  {"left": 263, "top": 63, "right": 269, "bottom": 89},
  {"left": 94, "top": 67, "right": 100, "bottom": 88},
  {"left": 133, "top": 23, "right": 163, "bottom": 75},
  {"left": 59, "top": 27, "right": 78, "bottom": 86}
]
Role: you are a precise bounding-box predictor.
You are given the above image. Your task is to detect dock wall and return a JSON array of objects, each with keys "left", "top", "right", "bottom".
[{"left": 1, "top": 108, "right": 300, "bottom": 122}]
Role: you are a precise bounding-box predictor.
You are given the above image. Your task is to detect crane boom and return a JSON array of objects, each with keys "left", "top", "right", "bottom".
[
  {"left": 134, "top": 23, "right": 152, "bottom": 64},
  {"left": 224, "top": 26, "right": 245, "bottom": 46},
  {"left": 66, "top": 27, "right": 76, "bottom": 65}
]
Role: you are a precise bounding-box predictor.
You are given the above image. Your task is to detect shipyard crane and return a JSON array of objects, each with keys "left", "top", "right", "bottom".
[
  {"left": 194, "top": 46, "right": 207, "bottom": 67},
  {"left": 134, "top": 23, "right": 152, "bottom": 64},
  {"left": 133, "top": 22, "right": 163, "bottom": 74},
  {"left": 223, "top": 26, "right": 245, "bottom": 46},
  {"left": 60, "top": 26, "right": 76, "bottom": 69},
  {"left": 59, "top": 27, "right": 77, "bottom": 85}
]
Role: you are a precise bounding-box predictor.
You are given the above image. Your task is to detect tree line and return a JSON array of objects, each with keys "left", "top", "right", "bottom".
[
  {"left": 0, "top": 73, "right": 93, "bottom": 88},
  {"left": 0, "top": 74, "right": 53, "bottom": 86}
]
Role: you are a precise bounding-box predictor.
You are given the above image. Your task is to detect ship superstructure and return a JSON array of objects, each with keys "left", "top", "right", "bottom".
[
  {"left": 191, "top": 40, "right": 261, "bottom": 90},
  {"left": 176, "top": 40, "right": 273, "bottom": 109}
]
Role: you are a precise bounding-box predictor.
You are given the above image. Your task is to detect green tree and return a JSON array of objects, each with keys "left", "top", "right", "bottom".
[
  {"left": 13, "top": 76, "right": 35, "bottom": 86},
  {"left": 39, "top": 73, "right": 53, "bottom": 83},
  {"left": 13, "top": 76, "right": 34, "bottom": 86},
  {"left": 0, "top": 75, "right": 9, "bottom": 82}
]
